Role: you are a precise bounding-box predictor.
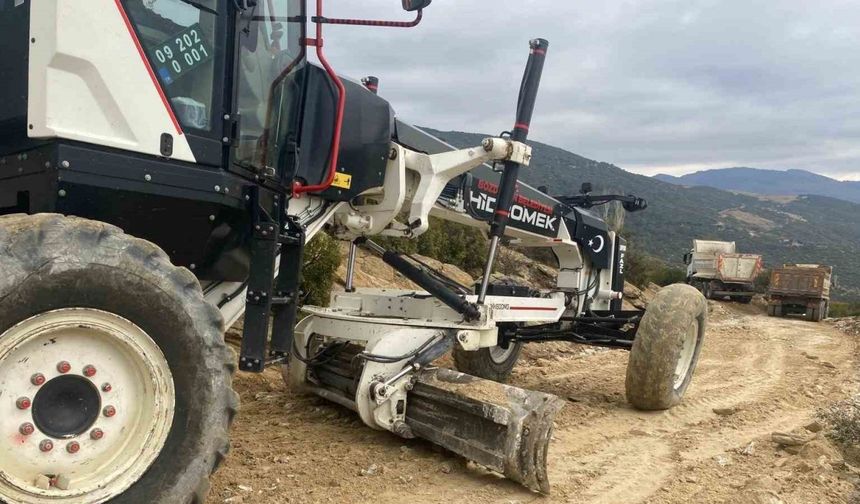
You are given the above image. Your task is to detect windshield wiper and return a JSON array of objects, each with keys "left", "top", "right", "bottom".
[{"left": 179, "top": 0, "right": 218, "bottom": 15}]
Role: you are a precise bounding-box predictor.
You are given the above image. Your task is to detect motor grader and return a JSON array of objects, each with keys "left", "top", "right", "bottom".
[{"left": 0, "top": 0, "right": 707, "bottom": 502}]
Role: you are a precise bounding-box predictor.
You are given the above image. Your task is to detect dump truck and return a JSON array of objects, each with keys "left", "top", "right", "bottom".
[
  {"left": 0, "top": 1, "right": 708, "bottom": 502},
  {"left": 684, "top": 240, "right": 763, "bottom": 303},
  {"left": 768, "top": 264, "right": 833, "bottom": 322}
]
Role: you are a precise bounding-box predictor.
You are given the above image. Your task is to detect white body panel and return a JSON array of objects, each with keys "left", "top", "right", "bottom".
[{"left": 28, "top": 0, "right": 195, "bottom": 162}]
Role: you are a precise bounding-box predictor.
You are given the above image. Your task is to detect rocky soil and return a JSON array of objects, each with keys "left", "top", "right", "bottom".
[{"left": 210, "top": 254, "right": 859, "bottom": 504}]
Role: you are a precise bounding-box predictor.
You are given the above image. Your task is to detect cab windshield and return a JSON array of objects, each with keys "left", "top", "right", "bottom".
[{"left": 234, "top": 0, "right": 305, "bottom": 174}]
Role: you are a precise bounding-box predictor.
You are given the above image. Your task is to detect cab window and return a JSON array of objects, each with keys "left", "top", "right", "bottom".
[{"left": 123, "top": 0, "right": 218, "bottom": 132}]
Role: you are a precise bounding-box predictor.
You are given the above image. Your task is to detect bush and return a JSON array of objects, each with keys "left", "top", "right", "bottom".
[
  {"left": 626, "top": 245, "right": 687, "bottom": 288},
  {"left": 300, "top": 232, "right": 341, "bottom": 307},
  {"left": 755, "top": 268, "right": 771, "bottom": 294},
  {"left": 830, "top": 302, "right": 860, "bottom": 318},
  {"left": 376, "top": 217, "right": 488, "bottom": 276},
  {"left": 818, "top": 397, "right": 860, "bottom": 451}
]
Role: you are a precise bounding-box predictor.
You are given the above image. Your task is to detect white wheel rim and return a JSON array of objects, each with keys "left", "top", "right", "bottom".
[
  {"left": 0, "top": 309, "right": 175, "bottom": 504},
  {"left": 673, "top": 321, "right": 698, "bottom": 390},
  {"left": 488, "top": 344, "right": 516, "bottom": 364}
]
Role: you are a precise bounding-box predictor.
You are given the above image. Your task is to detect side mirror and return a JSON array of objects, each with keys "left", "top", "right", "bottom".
[
  {"left": 402, "top": 0, "right": 431, "bottom": 11},
  {"left": 580, "top": 182, "right": 593, "bottom": 195}
]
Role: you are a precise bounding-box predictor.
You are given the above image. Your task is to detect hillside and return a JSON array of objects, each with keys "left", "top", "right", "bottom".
[
  {"left": 655, "top": 167, "right": 860, "bottom": 204},
  {"left": 421, "top": 128, "right": 860, "bottom": 301}
]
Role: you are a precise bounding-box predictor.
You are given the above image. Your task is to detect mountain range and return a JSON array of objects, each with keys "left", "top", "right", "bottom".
[
  {"left": 422, "top": 128, "right": 860, "bottom": 301},
  {"left": 654, "top": 168, "right": 860, "bottom": 204}
]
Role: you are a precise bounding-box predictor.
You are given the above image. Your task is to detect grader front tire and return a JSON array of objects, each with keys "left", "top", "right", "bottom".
[
  {"left": 0, "top": 214, "right": 237, "bottom": 504},
  {"left": 625, "top": 284, "right": 707, "bottom": 411}
]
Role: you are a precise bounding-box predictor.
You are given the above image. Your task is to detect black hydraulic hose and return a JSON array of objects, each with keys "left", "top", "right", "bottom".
[{"left": 382, "top": 251, "right": 481, "bottom": 321}]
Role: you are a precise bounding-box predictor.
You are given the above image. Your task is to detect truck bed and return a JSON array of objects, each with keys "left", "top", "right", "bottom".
[{"left": 769, "top": 265, "right": 832, "bottom": 299}]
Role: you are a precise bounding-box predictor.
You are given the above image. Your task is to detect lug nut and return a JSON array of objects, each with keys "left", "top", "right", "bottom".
[
  {"left": 16, "top": 397, "right": 31, "bottom": 410},
  {"left": 90, "top": 428, "right": 104, "bottom": 440},
  {"left": 57, "top": 361, "right": 71, "bottom": 374},
  {"left": 39, "top": 440, "right": 53, "bottom": 452},
  {"left": 101, "top": 383, "right": 112, "bottom": 393},
  {"left": 19, "top": 423, "right": 35, "bottom": 436},
  {"left": 103, "top": 405, "right": 116, "bottom": 418},
  {"left": 30, "top": 373, "right": 46, "bottom": 386},
  {"left": 66, "top": 441, "right": 80, "bottom": 454},
  {"left": 82, "top": 365, "right": 97, "bottom": 377}
]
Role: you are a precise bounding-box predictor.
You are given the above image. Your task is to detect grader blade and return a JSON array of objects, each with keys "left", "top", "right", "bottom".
[{"left": 406, "top": 368, "right": 564, "bottom": 493}]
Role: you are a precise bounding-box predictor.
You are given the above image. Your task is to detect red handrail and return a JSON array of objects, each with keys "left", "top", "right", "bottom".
[
  {"left": 292, "top": 0, "right": 347, "bottom": 195},
  {"left": 292, "top": 3, "right": 424, "bottom": 196}
]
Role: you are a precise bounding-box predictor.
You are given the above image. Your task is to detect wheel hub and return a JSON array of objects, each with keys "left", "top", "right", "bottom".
[
  {"left": 32, "top": 376, "right": 101, "bottom": 439},
  {"left": 0, "top": 308, "right": 175, "bottom": 504}
]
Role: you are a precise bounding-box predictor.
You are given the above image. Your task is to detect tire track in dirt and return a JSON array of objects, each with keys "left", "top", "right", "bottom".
[{"left": 210, "top": 303, "right": 858, "bottom": 504}]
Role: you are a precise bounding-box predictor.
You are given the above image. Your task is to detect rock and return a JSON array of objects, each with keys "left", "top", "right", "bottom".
[
  {"left": 629, "top": 429, "right": 650, "bottom": 437},
  {"left": 771, "top": 432, "right": 814, "bottom": 446},
  {"left": 740, "top": 441, "right": 756, "bottom": 456},
  {"left": 804, "top": 421, "right": 824, "bottom": 433},
  {"left": 684, "top": 475, "right": 699, "bottom": 483},
  {"left": 714, "top": 407, "right": 739, "bottom": 416},
  {"left": 440, "top": 462, "right": 453, "bottom": 474},
  {"left": 237, "top": 485, "right": 253, "bottom": 492},
  {"left": 794, "top": 461, "right": 815, "bottom": 473},
  {"left": 774, "top": 458, "right": 788, "bottom": 468},
  {"left": 360, "top": 463, "right": 380, "bottom": 477},
  {"left": 821, "top": 361, "right": 836, "bottom": 369},
  {"left": 799, "top": 439, "right": 842, "bottom": 463},
  {"left": 804, "top": 353, "right": 820, "bottom": 361},
  {"left": 715, "top": 454, "right": 732, "bottom": 467},
  {"left": 224, "top": 497, "right": 244, "bottom": 504}
]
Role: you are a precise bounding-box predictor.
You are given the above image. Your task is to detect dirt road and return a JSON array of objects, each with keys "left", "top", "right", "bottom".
[{"left": 211, "top": 302, "right": 858, "bottom": 503}]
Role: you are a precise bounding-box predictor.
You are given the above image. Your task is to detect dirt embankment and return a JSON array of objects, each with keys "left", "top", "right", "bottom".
[{"left": 211, "top": 255, "right": 859, "bottom": 504}]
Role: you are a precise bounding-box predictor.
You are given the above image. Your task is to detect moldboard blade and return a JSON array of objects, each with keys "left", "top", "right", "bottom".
[{"left": 406, "top": 367, "right": 564, "bottom": 493}]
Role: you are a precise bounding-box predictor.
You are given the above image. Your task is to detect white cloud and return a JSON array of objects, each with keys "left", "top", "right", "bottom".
[{"left": 321, "top": 0, "right": 860, "bottom": 178}]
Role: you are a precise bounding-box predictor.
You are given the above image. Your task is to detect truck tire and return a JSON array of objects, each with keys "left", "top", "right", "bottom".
[
  {"left": 453, "top": 343, "right": 523, "bottom": 383},
  {"left": 701, "top": 281, "right": 713, "bottom": 300},
  {"left": 625, "top": 284, "right": 707, "bottom": 410},
  {"left": 737, "top": 296, "right": 753, "bottom": 304},
  {"left": 767, "top": 304, "right": 776, "bottom": 317},
  {"left": 808, "top": 300, "right": 826, "bottom": 322},
  {"left": 0, "top": 214, "right": 237, "bottom": 504}
]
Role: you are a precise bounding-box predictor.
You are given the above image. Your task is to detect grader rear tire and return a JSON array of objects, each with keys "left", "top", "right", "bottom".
[
  {"left": 453, "top": 343, "right": 523, "bottom": 383},
  {"left": 0, "top": 214, "right": 237, "bottom": 504},
  {"left": 625, "top": 284, "right": 707, "bottom": 410}
]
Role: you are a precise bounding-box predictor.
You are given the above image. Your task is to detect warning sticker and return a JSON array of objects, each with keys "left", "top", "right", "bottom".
[{"left": 332, "top": 172, "right": 352, "bottom": 190}]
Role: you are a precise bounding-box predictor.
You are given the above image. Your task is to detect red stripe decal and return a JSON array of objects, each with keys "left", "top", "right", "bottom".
[
  {"left": 495, "top": 210, "right": 510, "bottom": 216},
  {"left": 514, "top": 122, "right": 530, "bottom": 131},
  {"left": 509, "top": 306, "right": 557, "bottom": 311},
  {"left": 114, "top": 0, "right": 183, "bottom": 135},
  {"left": 531, "top": 49, "right": 546, "bottom": 55}
]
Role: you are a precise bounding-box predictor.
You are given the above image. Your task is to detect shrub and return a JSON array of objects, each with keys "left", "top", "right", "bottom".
[
  {"left": 300, "top": 232, "right": 341, "bottom": 307},
  {"left": 818, "top": 396, "right": 860, "bottom": 451}
]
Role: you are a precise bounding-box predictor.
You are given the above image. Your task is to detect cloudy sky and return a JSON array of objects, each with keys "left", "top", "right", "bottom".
[{"left": 322, "top": 0, "right": 860, "bottom": 180}]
